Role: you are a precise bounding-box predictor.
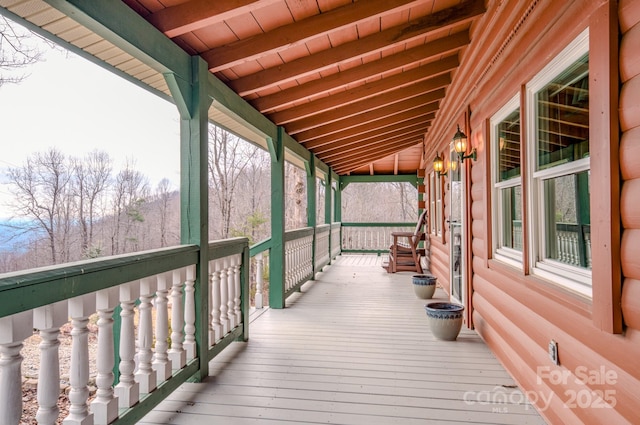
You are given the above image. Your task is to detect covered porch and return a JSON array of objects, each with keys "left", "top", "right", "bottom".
[{"left": 141, "top": 255, "right": 544, "bottom": 425}]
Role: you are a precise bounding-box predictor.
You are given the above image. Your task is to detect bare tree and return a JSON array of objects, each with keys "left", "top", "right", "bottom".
[
  {"left": 72, "top": 150, "right": 112, "bottom": 256},
  {"left": 0, "top": 16, "right": 52, "bottom": 86},
  {"left": 208, "top": 125, "right": 259, "bottom": 239},
  {"left": 155, "top": 178, "right": 172, "bottom": 247},
  {"left": 7, "top": 148, "right": 70, "bottom": 263},
  {"left": 109, "top": 160, "right": 148, "bottom": 254}
]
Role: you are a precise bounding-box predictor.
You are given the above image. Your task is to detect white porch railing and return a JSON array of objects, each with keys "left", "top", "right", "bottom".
[
  {"left": 0, "top": 238, "right": 249, "bottom": 425},
  {"left": 284, "top": 228, "right": 314, "bottom": 295},
  {"left": 330, "top": 222, "right": 342, "bottom": 259},
  {"left": 315, "top": 224, "right": 331, "bottom": 272},
  {"left": 341, "top": 222, "right": 415, "bottom": 252}
]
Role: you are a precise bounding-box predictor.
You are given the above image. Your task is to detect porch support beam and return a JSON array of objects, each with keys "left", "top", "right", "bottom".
[
  {"left": 307, "top": 156, "right": 317, "bottom": 276},
  {"left": 169, "top": 56, "right": 213, "bottom": 381},
  {"left": 269, "top": 127, "right": 287, "bottom": 309}
]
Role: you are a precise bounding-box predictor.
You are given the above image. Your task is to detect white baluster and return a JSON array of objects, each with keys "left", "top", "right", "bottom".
[
  {"left": 0, "top": 311, "right": 32, "bottom": 425},
  {"left": 115, "top": 282, "right": 140, "bottom": 409},
  {"left": 153, "top": 272, "right": 172, "bottom": 382},
  {"left": 168, "top": 268, "right": 186, "bottom": 370},
  {"left": 183, "top": 265, "right": 196, "bottom": 360},
  {"left": 255, "top": 252, "right": 264, "bottom": 309},
  {"left": 65, "top": 293, "right": 96, "bottom": 425},
  {"left": 233, "top": 255, "right": 242, "bottom": 325},
  {"left": 227, "top": 258, "right": 237, "bottom": 329},
  {"left": 34, "top": 301, "right": 67, "bottom": 425},
  {"left": 209, "top": 260, "right": 222, "bottom": 344},
  {"left": 136, "top": 277, "right": 157, "bottom": 393},
  {"left": 92, "top": 287, "right": 119, "bottom": 425},
  {"left": 219, "top": 259, "right": 230, "bottom": 336}
]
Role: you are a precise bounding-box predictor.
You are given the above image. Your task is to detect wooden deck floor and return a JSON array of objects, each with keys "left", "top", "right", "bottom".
[{"left": 141, "top": 254, "right": 546, "bottom": 425}]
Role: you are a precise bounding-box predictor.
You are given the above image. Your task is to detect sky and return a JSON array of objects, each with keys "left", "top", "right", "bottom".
[{"left": 0, "top": 32, "right": 181, "bottom": 219}]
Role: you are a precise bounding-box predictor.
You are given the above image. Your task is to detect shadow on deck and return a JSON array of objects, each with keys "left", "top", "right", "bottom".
[{"left": 141, "top": 254, "right": 546, "bottom": 424}]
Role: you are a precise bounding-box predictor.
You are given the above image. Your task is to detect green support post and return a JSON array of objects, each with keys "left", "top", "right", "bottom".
[
  {"left": 307, "top": 156, "right": 317, "bottom": 277},
  {"left": 269, "top": 127, "right": 286, "bottom": 309},
  {"left": 170, "top": 56, "right": 213, "bottom": 381}
]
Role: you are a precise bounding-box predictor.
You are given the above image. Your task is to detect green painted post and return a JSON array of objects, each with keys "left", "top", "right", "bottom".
[
  {"left": 269, "top": 127, "right": 286, "bottom": 309},
  {"left": 307, "top": 156, "right": 317, "bottom": 277},
  {"left": 170, "top": 56, "right": 212, "bottom": 381},
  {"left": 325, "top": 172, "right": 332, "bottom": 263},
  {"left": 240, "top": 244, "right": 250, "bottom": 341}
]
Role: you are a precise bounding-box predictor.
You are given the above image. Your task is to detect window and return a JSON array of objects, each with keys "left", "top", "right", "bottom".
[
  {"left": 526, "top": 29, "right": 591, "bottom": 295},
  {"left": 429, "top": 172, "right": 442, "bottom": 236},
  {"left": 491, "top": 96, "right": 522, "bottom": 265}
]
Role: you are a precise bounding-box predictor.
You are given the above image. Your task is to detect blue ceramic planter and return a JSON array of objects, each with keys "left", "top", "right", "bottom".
[
  {"left": 424, "top": 302, "right": 464, "bottom": 340},
  {"left": 412, "top": 274, "right": 436, "bottom": 299}
]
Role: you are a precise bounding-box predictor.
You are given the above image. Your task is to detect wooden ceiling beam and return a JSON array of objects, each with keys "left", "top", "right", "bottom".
[
  {"left": 269, "top": 62, "right": 455, "bottom": 124},
  {"left": 327, "top": 134, "right": 422, "bottom": 165},
  {"left": 302, "top": 111, "right": 436, "bottom": 149},
  {"left": 312, "top": 115, "right": 434, "bottom": 154},
  {"left": 320, "top": 128, "right": 428, "bottom": 162},
  {"left": 331, "top": 139, "right": 422, "bottom": 173},
  {"left": 202, "top": 0, "right": 426, "bottom": 72},
  {"left": 294, "top": 96, "right": 440, "bottom": 142},
  {"left": 252, "top": 33, "right": 469, "bottom": 113},
  {"left": 147, "top": 0, "right": 276, "bottom": 38},
  {"left": 286, "top": 86, "right": 446, "bottom": 134},
  {"left": 313, "top": 123, "right": 429, "bottom": 158},
  {"left": 228, "top": 0, "right": 485, "bottom": 95}
]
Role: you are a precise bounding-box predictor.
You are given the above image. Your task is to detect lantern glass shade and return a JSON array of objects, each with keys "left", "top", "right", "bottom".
[
  {"left": 433, "top": 153, "right": 444, "bottom": 173},
  {"left": 452, "top": 125, "right": 468, "bottom": 154}
]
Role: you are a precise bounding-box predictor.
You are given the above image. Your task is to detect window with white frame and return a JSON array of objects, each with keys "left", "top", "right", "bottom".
[
  {"left": 429, "top": 172, "right": 442, "bottom": 236},
  {"left": 491, "top": 96, "right": 522, "bottom": 265},
  {"left": 526, "top": 29, "right": 591, "bottom": 295}
]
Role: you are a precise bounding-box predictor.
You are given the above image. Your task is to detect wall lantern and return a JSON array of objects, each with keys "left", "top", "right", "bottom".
[
  {"left": 452, "top": 124, "right": 476, "bottom": 163},
  {"left": 433, "top": 152, "right": 447, "bottom": 177}
]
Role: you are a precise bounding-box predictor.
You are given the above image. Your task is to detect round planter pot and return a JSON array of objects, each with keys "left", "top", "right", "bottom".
[
  {"left": 412, "top": 274, "right": 437, "bottom": 299},
  {"left": 424, "top": 302, "right": 465, "bottom": 341}
]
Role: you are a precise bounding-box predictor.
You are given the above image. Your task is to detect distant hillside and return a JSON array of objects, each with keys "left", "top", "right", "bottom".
[{"left": 0, "top": 220, "right": 35, "bottom": 253}]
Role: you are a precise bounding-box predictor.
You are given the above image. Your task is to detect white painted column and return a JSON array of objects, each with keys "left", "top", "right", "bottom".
[
  {"left": 168, "top": 268, "right": 186, "bottom": 370},
  {"left": 183, "top": 265, "right": 196, "bottom": 360},
  {"left": 0, "top": 311, "right": 32, "bottom": 425},
  {"left": 233, "top": 255, "right": 242, "bottom": 325},
  {"left": 114, "top": 282, "right": 140, "bottom": 409},
  {"left": 153, "top": 272, "right": 172, "bottom": 382},
  {"left": 227, "top": 257, "right": 237, "bottom": 330},
  {"left": 210, "top": 260, "right": 222, "bottom": 344},
  {"left": 64, "top": 294, "right": 96, "bottom": 425},
  {"left": 136, "top": 277, "right": 157, "bottom": 393},
  {"left": 219, "top": 259, "right": 230, "bottom": 336},
  {"left": 91, "top": 287, "right": 119, "bottom": 425},
  {"left": 34, "top": 301, "right": 67, "bottom": 425},
  {"left": 255, "top": 252, "right": 264, "bottom": 309}
]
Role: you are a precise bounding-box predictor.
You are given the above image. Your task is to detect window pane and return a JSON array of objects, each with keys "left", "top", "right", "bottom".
[
  {"left": 497, "top": 109, "right": 521, "bottom": 181},
  {"left": 542, "top": 171, "right": 591, "bottom": 269},
  {"left": 536, "top": 53, "right": 589, "bottom": 169},
  {"left": 500, "top": 185, "right": 522, "bottom": 251}
]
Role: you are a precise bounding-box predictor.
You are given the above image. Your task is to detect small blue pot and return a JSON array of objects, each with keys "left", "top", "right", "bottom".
[
  {"left": 424, "top": 302, "right": 464, "bottom": 340},
  {"left": 412, "top": 274, "right": 436, "bottom": 299}
]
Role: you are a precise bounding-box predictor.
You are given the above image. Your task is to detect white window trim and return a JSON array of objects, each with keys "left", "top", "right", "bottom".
[
  {"left": 491, "top": 95, "right": 522, "bottom": 266},
  {"left": 525, "top": 28, "right": 591, "bottom": 296}
]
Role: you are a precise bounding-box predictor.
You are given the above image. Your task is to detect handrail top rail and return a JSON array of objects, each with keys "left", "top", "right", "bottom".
[
  {"left": 342, "top": 222, "right": 416, "bottom": 227},
  {"left": 208, "top": 237, "right": 250, "bottom": 261},
  {"left": 284, "top": 226, "right": 314, "bottom": 241},
  {"left": 250, "top": 237, "right": 272, "bottom": 256},
  {"left": 0, "top": 244, "right": 201, "bottom": 319}
]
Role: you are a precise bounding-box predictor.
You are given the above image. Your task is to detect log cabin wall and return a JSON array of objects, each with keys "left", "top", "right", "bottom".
[{"left": 423, "top": 0, "right": 640, "bottom": 423}]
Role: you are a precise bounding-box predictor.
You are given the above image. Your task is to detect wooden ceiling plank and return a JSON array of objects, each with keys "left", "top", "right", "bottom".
[
  {"left": 203, "top": 0, "right": 426, "bottom": 72},
  {"left": 252, "top": 32, "right": 468, "bottom": 113},
  {"left": 148, "top": 0, "right": 279, "bottom": 38},
  {"left": 268, "top": 61, "right": 455, "bottom": 124},
  {"left": 312, "top": 115, "right": 434, "bottom": 153},
  {"left": 320, "top": 128, "right": 429, "bottom": 161},
  {"left": 293, "top": 95, "right": 440, "bottom": 141},
  {"left": 229, "top": 0, "right": 484, "bottom": 95},
  {"left": 331, "top": 139, "right": 422, "bottom": 172},
  {"left": 327, "top": 135, "right": 422, "bottom": 165},
  {"left": 285, "top": 86, "right": 446, "bottom": 134},
  {"left": 302, "top": 110, "right": 436, "bottom": 148}
]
